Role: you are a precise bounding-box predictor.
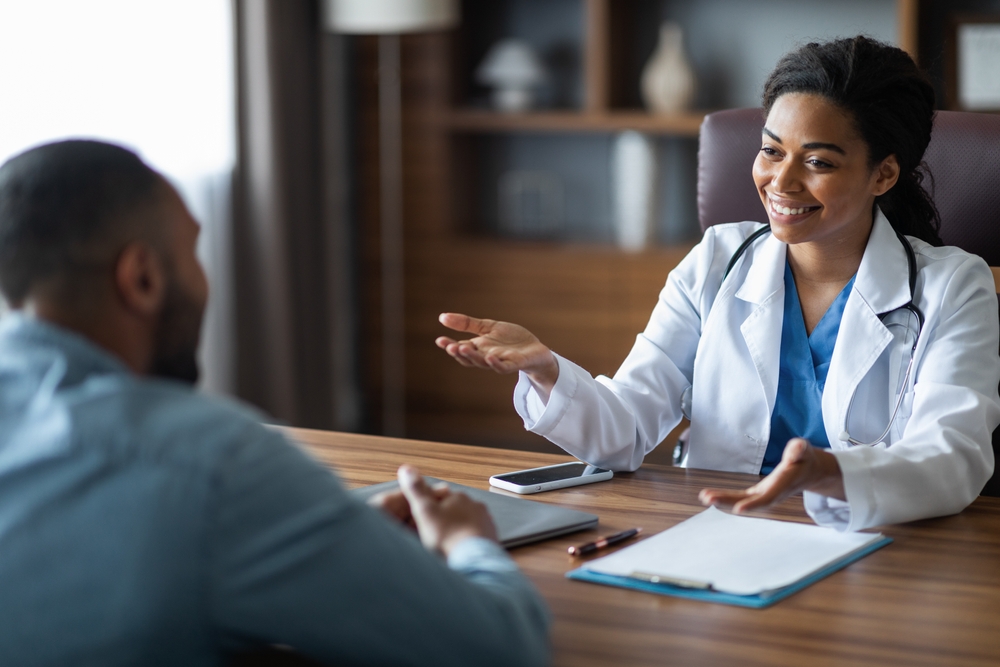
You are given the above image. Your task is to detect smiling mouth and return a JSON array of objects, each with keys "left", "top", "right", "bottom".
[{"left": 768, "top": 197, "right": 821, "bottom": 218}]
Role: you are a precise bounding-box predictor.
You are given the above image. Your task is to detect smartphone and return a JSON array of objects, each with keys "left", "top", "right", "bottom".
[{"left": 489, "top": 462, "right": 613, "bottom": 494}]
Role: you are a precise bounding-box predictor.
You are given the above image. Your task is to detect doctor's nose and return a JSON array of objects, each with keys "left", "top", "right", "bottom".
[{"left": 769, "top": 160, "right": 803, "bottom": 194}]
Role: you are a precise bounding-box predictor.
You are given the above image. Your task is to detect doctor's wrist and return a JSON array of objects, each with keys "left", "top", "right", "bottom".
[
  {"left": 804, "top": 448, "right": 846, "bottom": 501},
  {"left": 525, "top": 353, "right": 559, "bottom": 401}
]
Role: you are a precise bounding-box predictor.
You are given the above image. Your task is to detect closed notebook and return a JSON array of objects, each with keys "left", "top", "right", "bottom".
[
  {"left": 568, "top": 506, "right": 891, "bottom": 608},
  {"left": 352, "top": 477, "right": 598, "bottom": 548}
]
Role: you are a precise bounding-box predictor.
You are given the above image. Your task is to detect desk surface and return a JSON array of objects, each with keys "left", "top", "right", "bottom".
[{"left": 288, "top": 427, "right": 1000, "bottom": 667}]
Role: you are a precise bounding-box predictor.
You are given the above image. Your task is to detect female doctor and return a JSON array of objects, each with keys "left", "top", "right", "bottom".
[{"left": 436, "top": 36, "right": 1000, "bottom": 532}]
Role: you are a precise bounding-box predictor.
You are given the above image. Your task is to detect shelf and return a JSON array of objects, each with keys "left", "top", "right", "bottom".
[{"left": 441, "top": 109, "right": 707, "bottom": 136}]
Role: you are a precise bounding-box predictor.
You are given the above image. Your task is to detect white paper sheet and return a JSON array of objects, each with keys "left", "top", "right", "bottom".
[{"left": 583, "top": 507, "right": 884, "bottom": 596}]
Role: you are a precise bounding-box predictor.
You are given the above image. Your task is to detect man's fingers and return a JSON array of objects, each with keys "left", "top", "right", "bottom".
[
  {"left": 398, "top": 465, "right": 433, "bottom": 511},
  {"left": 439, "top": 312, "right": 495, "bottom": 336}
]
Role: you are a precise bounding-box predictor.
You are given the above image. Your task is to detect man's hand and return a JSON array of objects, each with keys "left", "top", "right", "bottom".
[
  {"left": 368, "top": 478, "right": 450, "bottom": 532},
  {"left": 698, "top": 438, "right": 846, "bottom": 513},
  {"left": 370, "top": 465, "right": 498, "bottom": 556},
  {"left": 435, "top": 313, "right": 559, "bottom": 398}
]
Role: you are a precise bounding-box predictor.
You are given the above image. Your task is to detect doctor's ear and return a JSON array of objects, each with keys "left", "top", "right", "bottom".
[{"left": 871, "top": 154, "right": 900, "bottom": 197}]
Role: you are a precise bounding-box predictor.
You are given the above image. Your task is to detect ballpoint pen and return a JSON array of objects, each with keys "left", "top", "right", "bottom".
[{"left": 568, "top": 527, "right": 642, "bottom": 556}]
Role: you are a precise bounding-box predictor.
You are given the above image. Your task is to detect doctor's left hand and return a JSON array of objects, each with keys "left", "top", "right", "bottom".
[{"left": 698, "top": 438, "right": 846, "bottom": 513}]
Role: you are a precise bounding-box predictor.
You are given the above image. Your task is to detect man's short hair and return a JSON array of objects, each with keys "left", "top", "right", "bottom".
[{"left": 0, "top": 140, "right": 164, "bottom": 305}]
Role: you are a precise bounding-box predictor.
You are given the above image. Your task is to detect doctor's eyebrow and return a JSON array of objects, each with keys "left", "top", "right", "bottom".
[{"left": 762, "top": 128, "right": 846, "bottom": 155}]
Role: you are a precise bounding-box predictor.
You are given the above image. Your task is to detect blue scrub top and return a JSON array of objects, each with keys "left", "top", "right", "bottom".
[{"left": 762, "top": 261, "right": 856, "bottom": 474}]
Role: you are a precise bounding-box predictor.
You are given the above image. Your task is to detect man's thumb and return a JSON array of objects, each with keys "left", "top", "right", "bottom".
[{"left": 398, "top": 465, "right": 431, "bottom": 508}]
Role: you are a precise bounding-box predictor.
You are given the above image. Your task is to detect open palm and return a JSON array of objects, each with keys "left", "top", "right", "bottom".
[{"left": 435, "top": 312, "right": 559, "bottom": 389}]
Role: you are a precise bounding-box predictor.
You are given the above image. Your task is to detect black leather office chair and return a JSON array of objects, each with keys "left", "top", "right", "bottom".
[{"left": 696, "top": 108, "right": 1000, "bottom": 497}]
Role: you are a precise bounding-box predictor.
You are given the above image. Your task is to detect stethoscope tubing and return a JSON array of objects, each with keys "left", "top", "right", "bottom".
[{"left": 724, "top": 223, "right": 925, "bottom": 448}]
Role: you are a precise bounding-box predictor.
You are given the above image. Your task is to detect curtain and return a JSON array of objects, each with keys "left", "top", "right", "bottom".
[{"left": 233, "top": 0, "right": 359, "bottom": 430}]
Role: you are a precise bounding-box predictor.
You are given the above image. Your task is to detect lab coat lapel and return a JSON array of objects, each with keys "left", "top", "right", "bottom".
[
  {"left": 735, "top": 232, "right": 787, "bottom": 419},
  {"left": 823, "top": 210, "right": 910, "bottom": 448}
]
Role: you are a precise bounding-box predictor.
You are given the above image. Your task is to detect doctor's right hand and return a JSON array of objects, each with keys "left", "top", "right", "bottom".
[{"left": 436, "top": 312, "right": 559, "bottom": 398}]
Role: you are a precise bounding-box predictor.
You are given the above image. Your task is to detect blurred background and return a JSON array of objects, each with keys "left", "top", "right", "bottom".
[{"left": 1, "top": 0, "right": 998, "bottom": 461}]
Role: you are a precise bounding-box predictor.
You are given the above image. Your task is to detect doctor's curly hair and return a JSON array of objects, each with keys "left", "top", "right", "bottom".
[{"left": 762, "top": 35, "right": 943, "bottom": 247}]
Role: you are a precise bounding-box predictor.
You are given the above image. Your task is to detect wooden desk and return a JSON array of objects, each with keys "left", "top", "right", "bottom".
[{"left": 288, "top": 428, "right": 1000, "bottom": 667}]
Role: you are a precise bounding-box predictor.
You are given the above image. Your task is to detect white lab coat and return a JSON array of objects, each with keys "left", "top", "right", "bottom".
[{"left": 515, "top": 211, "right": 1000, "bottom": 531}]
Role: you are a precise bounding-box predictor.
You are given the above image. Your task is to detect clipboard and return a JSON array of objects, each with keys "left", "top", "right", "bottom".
[{"left": 566, "top": 507, "right": 892, "bottom": 609}]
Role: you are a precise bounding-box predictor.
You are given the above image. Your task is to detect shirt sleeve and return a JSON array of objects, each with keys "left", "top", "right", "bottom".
[
  {"left": 511, "top": 227, "right": 730, "bottom": 471},
  {"left": 206, "top": 425, "right": 550, "bottom": 667}
]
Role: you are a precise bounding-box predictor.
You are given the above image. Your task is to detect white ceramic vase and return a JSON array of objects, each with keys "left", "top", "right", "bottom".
[
  {"left": 640, "top": 22, "right": 695, "bottom": 114},
  {"left": 612, "top": 131, "right": 658, "bottom": 251}
]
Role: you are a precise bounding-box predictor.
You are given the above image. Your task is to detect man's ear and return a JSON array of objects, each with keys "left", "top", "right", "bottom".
[
  {"left": 114, "top": 241, "right": 166, "bottom": 317},
  {"left": 872, "top": 154, "right": 901, "bottom": 196}
]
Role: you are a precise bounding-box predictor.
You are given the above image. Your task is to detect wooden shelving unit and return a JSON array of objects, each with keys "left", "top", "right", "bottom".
[
  {"left": 443, "top": 109, "right": 706, "bottom": 135},
  {"left": 352, "top": 0, "right": 942, "bottom": 451}
]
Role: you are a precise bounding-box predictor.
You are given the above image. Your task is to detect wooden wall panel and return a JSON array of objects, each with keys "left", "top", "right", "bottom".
[{"left": 356, "top": 31, "right": 691, "bottom": 463}]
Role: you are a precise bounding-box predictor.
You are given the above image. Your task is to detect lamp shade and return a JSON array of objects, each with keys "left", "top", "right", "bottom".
[{"left": 323, "top": 0, "right": 459, "bottom": 34}]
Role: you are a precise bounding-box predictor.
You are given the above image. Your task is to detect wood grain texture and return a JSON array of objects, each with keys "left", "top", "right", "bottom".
[
  {"left": 289, "top": 428, "right": 1000, "bottom": 667},
  {"left": 351, "top": 30, "right": 700, "bottom": 447},
  {"left": 897, "top": 0, "right": 920, "bottom": 60},
  {"left": 405, "top": 238, "right": 693, "bottom": 451},
  {"left": 583, "top": 0, "right": 610, "bottom": 112}
]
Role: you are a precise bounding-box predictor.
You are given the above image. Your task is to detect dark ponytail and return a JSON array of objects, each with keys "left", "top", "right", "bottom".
[{"left": 762, "top": 36, "right": 943, "bottom": 246}]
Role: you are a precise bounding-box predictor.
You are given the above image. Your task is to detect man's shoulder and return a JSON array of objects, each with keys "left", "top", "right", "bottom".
[{"left": 71, "top": 377, "right": 290, "bottom": 471}]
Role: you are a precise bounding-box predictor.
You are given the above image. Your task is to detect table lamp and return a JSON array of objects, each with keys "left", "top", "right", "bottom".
[{"left": 323, "top": 0, "right": 460, "bottom": 436}]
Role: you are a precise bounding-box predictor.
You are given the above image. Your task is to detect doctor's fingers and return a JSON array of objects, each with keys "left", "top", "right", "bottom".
[
  {"left": 732, "top": 470, "right": 804, "bottom": 513},
  {"left": 447, "top": 341, "right": 495, "bottom": 370},
  {"left": 698, "top": 487, "right": 753, "bottom": 509},
  {"left": 439, "top": 312, "right": 498, "bottom": 336}
]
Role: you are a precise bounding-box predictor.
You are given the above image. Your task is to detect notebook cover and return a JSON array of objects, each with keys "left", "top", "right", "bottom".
[
  {"left": 566, "top": 535, "right": 892, "bottom": 609},
  {"left": 353, "top": 478, "right": 599, "bottom": 549}
]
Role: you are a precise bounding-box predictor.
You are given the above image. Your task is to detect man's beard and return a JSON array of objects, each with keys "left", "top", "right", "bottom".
[{"left": 149, "top": 276, "right": 204, "bottom": 385}]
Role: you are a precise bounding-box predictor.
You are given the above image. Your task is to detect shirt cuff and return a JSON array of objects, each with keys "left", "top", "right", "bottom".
[
  {"left": 513, "top": 353, "right": 578, "bottom": 437},
  {"left": 447, "top": 537, "right": 518, "bottom": 574},
  {"left": 803, "top": 447, "right": 877, "bottom": 531}
]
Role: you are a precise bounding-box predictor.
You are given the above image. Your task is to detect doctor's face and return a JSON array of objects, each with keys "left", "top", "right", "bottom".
[{"left": 752, "top": 93, "right": 899, "bottom": 250}]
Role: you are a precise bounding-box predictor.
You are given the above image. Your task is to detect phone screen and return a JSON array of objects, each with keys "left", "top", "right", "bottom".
[{"left": 494, "top": 463, "right": 609, "bottom": 486}]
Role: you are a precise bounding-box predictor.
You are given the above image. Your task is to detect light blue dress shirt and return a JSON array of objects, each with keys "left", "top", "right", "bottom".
[
  {"left": 0, "top": 315, "right": 549, "bottom": 667},
  {"left": 763, "top": 262, "right": 856, "bottom": 474}
]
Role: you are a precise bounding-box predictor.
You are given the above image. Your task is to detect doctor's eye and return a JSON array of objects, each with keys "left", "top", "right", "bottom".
[{"left": 760, "top": 146, "right": 781, "bottom": 158}]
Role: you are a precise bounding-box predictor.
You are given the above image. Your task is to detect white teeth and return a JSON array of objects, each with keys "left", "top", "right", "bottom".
[{"left": 770, "top": 200, "right": 814, "bottom": 216}]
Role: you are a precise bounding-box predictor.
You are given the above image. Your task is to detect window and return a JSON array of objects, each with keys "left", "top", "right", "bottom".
[{"left": 0, "top": 0, "right": 235, "bottom": 392}]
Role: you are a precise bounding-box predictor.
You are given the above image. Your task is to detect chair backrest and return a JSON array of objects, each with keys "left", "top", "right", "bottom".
[
  {"left": 696, "top": 107, "right": 1000, "bottom": 496},
  {"left": 698, "top": 109, "right": 1000, "bottom": 255}
]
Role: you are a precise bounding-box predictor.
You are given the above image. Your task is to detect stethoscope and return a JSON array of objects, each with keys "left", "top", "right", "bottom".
[{"left": 723, "top": 223, "right": 925, "bottom": 447}]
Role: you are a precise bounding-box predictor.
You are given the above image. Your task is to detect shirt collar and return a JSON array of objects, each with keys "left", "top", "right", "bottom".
[
  {"left": 0, "top": 312, "right": 133, "bottom": 377},
  {"left": 734, "top": 207, "right": 911, "bottom": 313},
  {"left": 854, "top": 207, "right": 913, "bottom": 315},
  {"left": 735, "top": 226, "right": 786, "bottom": 305}
]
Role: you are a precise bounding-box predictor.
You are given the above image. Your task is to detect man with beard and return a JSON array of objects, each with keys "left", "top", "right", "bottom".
[{"left": 0, "top": 141, "right": 549, "bottom": 667}]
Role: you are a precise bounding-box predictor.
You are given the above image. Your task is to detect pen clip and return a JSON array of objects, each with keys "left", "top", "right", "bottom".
[{"left": 628, "top": 571, "right": 713, "bottom": 590}]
